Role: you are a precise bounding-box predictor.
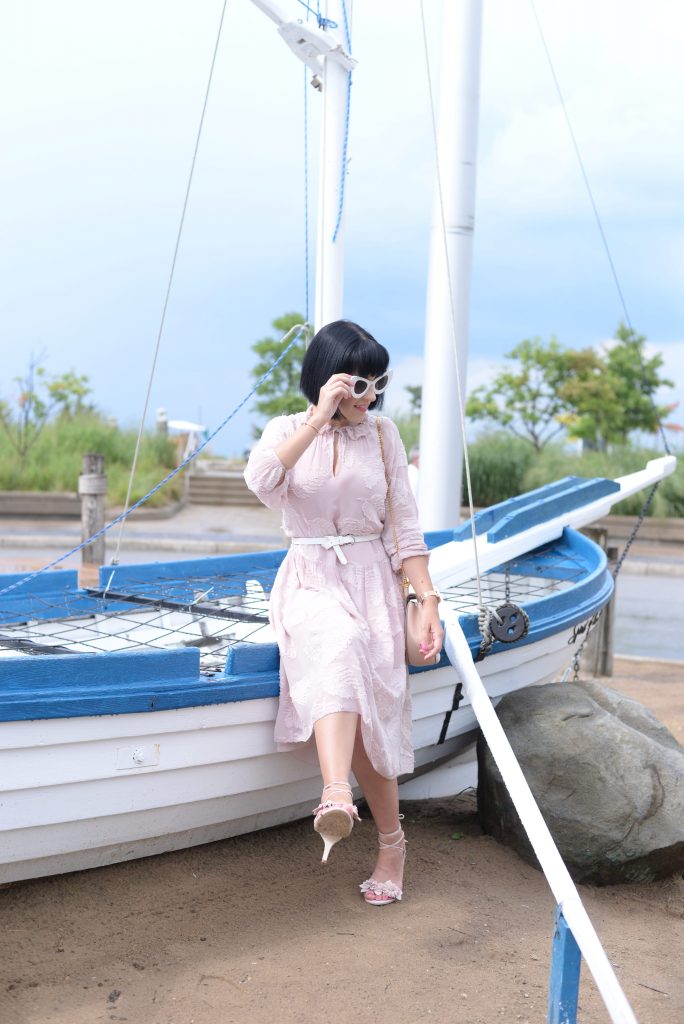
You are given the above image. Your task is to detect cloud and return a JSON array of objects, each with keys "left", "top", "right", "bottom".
[
  {"left": 477, "top": 1, "right": 684, "bottom": 222},
  {"left": 648, "top": 340, "right": 684, "bottom": 431},
  {"left": 1, "top": 0, "right": 683, "bottom": 459},
  {"left": 386, "top": 352, "right": 505, "bottom": 416},
  {"left": 385, "top": 355, "right": 424, "bottom": 415}
]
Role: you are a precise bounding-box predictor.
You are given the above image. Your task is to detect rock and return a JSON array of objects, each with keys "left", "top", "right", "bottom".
[{"left": 477, "top": 680, "right": 684, "bottom": 885}]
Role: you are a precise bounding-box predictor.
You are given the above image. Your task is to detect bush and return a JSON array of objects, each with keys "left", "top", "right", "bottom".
[
  {"left": 0, "top": 412, "right": 183, "bottom": 507},
  {"left": 393, "top": 420, "right": 536, "bottom": 508},
  {"left": 464, "top": 432, "right": 536, "bottom": 507},
  {"left": 522, "top": 443, "right": 683, "bottom": 517},
  {"left": 363, "top": 414, "right": 681, "bottom": 517},
  {"left": 392, "top": 411, "right": 420, "bottom": 454},
  {"left": 660, "top": 463, "right": 684, "bottom": 517}
]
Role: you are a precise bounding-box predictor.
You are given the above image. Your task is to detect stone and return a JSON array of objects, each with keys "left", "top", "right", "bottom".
[{"left": 477, "top": 679, "right": 684, "bottom": 885}]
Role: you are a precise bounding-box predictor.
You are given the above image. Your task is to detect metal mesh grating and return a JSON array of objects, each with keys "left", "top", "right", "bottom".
[{"left": 0, "top": 542, "right": 587, "bottom": 674}]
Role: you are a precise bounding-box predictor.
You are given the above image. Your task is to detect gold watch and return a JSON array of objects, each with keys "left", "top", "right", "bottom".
[{"left": 418, "top": 589, "right": 442, "bottom": 605}]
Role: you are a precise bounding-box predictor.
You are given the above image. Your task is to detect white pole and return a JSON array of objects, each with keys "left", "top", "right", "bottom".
[
  {"left": 314, "top": 0, "right": 352, "bottom": 331},
  {"left": 418, "top": 0, "right": 482, "bottom": 531},
  {"left": 443, "top": 612, "right": 638, "bottom": 1024}
]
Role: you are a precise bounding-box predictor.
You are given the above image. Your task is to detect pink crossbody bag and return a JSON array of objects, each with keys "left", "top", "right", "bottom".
[{"left": 376, "top": 419, "right": 439, "bottom": 667}]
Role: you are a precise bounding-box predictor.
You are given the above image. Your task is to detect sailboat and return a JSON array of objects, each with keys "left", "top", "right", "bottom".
[{"left": 0, "top": 0, "right": 675, "bottom": 886}]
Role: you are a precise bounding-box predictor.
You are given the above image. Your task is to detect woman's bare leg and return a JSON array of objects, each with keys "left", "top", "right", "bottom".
[
  {"left": 313, "top": 711, "right": 359, "bottom": 800},
  {"left": 351, "top": 723, "right": 406, "bottom": 890}
]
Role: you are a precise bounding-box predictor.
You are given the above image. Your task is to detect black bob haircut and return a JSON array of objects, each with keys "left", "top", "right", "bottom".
[{"left": 300, "top": 320, "right": 390, "bottom": 416}]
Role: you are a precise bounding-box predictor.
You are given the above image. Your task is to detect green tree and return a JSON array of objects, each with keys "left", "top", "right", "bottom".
[
  {"left": 466, "top": 337, "right": 601, "bottom": 451},
  {"left": 48, "top": 369, "right": 93, "bottom": 418},
  {"left": 560, "top": 323, "right": 673, "bottom": 448},
  {"left": 250, "top": 313, "right": 312, "bottom": 436},
  {"left": 404, "top": 385, "right": 422, "bottom": 414},
  {"left": 0, "top": 355, "right": 93, "bottom": 468}
]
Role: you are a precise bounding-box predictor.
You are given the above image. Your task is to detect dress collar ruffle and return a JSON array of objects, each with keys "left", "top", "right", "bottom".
[{"left": 302, "top": 408, "right": 376, "bottom": 440}]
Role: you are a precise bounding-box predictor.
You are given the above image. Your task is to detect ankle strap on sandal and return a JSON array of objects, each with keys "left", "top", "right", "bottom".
[
  {"left": 312, "top": 800, "right": 361, "bottom": 821},
  {"left": 377, "top": 818, "right": 406, "bottom": 850}
]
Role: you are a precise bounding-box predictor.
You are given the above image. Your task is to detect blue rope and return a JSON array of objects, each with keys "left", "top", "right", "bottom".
[
  {"left": 295, "top": 0, "right": 337, "bottom": 29},
  {"left": 332, "top": 0, "right": 352, "bottom": 243},
  {"left": 0, "top": 327, "right": 308, "bottom": 599},
  {"left": 339, "top": 0, "right": 351, "bottom": 55}
]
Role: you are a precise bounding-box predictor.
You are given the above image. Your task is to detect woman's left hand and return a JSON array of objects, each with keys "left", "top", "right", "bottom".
[{"left": 418, "top": 602, "right": 444, "bottom": 662}]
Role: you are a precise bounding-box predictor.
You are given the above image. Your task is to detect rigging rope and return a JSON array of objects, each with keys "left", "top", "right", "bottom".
[
  {"left": 529, "top": 0, "right": 671, "bottom": 457},
  {"left": 417, "top": 0, "right": 671, "bottom": 650},
  {"left": 331, "top": 0, "right": 352, "bottom": 243},
  {"left": 0, "top": 325, "right": 308, "bottom": 600},
  {"left": 418, "top": 0, "right": 485, "bottom": 612},
  {"left": 295, "top": 0, "right": 337, "bottom": 30},
  {"left": 112, "top": 0, "right": 231, "bottom": 567},
  {"left": 529, "top": 1, "right": 673, "bottom": 676}
]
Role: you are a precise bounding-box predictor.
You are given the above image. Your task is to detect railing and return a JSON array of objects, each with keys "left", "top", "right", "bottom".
[{"left": 442, "top": 610, "right": 638, "bottom": 1024}]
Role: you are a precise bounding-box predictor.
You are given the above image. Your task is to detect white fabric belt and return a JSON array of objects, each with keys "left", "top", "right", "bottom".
[{"left": 290, "top": 532, "right": 382, "bottom": 565}]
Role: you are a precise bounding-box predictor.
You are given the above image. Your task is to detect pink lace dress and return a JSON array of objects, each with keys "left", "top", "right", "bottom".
[{"left": 244, "top": 410, "right": 428, "bottom": 778}]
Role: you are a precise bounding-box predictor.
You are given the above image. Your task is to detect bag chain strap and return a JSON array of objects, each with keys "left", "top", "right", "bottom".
[{"left": 376, "top": 419, "right": 411, "bottom": 593}]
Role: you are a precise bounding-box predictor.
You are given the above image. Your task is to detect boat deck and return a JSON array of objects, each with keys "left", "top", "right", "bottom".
[{"left": 0, "top": 533, "right": 597, "bottom": 671}]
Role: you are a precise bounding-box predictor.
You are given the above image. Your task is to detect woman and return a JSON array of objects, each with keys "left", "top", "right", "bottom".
[{"left": 244, "top": 320, "right": 444, "bottom": 906}]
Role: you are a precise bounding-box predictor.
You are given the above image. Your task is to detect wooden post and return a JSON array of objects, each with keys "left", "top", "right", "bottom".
[
  {"left": 580, "top": 527, "right": 617, "bottom": 677},
  {"left": 602, "top": 545, "right": 618, "bottom": 677},
  {"left": 79, "top": 453, "right": 106, "bottom": 571},
  {"left": 548, "top": 906, "right": 581, "bottom": 1024},
  {"left": 156, "top": 407, "right": 168, "bottom": 435}
]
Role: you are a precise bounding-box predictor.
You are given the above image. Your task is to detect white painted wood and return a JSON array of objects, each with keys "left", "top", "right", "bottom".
[
  {"left": 429, "top": 455, "right": 677, "bottom": 588},
  {"left": 314, "top": 0, "right": 352, "bottom": 330},
  {"left": 443, "top": 610, "right": 638, "bottom": 1024},
  {"left": 246, "top": 0, "right": 356, "bottom": 332},
  {"left": 419, "top": 0, "right": 483, "bottom": 531},
  {"left": 398, "top": 748, "right": 477, "bottom": 800},
  {"left": 0, "top": 627, "right": 573, "bottom": 883}
]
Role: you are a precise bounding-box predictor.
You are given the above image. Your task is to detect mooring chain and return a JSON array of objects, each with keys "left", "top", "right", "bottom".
[
  {"left": 562, "top": 481, "right": 659, "bottom": 682},
  {"left": 562, "top": 610, "right": 603, "bottom": 683},
  {"left": 611, "top": 482, "right": 658, "bottom": 580}
]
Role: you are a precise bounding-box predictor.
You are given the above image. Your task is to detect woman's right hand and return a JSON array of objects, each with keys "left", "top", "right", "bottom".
[{"left": 310, "top": 373, "right": 353, "bottom": 427}]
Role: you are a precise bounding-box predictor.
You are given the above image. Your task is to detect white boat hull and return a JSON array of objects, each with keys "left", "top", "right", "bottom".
[{"left": 0, "top": 628, "right": 572, "bottom": 883}]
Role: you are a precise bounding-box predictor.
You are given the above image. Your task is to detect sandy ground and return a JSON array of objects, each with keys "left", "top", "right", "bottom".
[{"left": 1, "top": 659, "right": 683, "bottom": 1024}]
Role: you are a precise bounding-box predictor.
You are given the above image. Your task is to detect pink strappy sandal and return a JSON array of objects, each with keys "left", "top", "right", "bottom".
[
  {"left": 359, "top": 819, "right": 406, "bottom": 905},
  {"left": 312, "top": 781, "right": 361, "bottom": 863}
]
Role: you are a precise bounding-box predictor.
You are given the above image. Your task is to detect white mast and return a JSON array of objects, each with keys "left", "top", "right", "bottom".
[
  {"left": 248, "top": 0, "right": 355, "bottom": 333},
  {"left": 418, "top": 0, "right": 483, "bottom": 531},
  {"left": 314, "top": 0, "right": 353, "bottom": 331}
]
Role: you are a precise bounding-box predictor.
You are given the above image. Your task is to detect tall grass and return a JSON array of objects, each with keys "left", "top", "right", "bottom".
[
  {"left": 391, "top": 416, "right": 682, "bottom": 516},
  {"left": 392, "top": 411, "right": 420, "bottom": 454},
  {"left": 0, "top": 412, "right": 183, "bottom": 507},
  {"left": 523, "top": 443, "right": 684, "bottom": 517},
  {"left": 464, "top": 432, "right": 536, "bottom": 507}
]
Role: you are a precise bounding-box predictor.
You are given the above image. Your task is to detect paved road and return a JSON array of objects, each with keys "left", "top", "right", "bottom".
[{"left": 614, "top": 573, "right": 683, "bottom": 662}]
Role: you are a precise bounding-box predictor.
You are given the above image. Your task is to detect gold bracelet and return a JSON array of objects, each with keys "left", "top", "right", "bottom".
[{"left": 303, "top": 421, "right": 319, "bottom": 435}]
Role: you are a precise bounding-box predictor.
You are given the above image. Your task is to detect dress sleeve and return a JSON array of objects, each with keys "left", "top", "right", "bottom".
[
  {"left": 244, "top": 416, "right": 296, "bottom": 510},
  {"left": 379, "top": 417, "right": 429, "bottom": 572}
]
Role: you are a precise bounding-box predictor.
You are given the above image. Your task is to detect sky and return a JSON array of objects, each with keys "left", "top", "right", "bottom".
[{"left": 1, "top": 0, "right": 682, "bottom": 458}]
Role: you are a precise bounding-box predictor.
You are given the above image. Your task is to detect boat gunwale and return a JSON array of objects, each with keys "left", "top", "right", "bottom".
[{"left": 0, "top": 527, "right": 610, "bottom": 723}]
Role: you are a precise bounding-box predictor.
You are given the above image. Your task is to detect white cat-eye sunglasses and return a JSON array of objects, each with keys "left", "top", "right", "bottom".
[{"left": 348, "top": 369, "right": 393, "bottom": 399}]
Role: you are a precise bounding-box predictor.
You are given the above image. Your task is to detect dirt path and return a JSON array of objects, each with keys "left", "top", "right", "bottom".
[{"left": 1, "top": 661, "right": 683, "bottom": 1024}]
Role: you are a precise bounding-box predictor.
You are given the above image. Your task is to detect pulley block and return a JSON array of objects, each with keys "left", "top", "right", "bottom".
[{"left": 489, "top": 603, "right": 530, "bottom": 644}]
